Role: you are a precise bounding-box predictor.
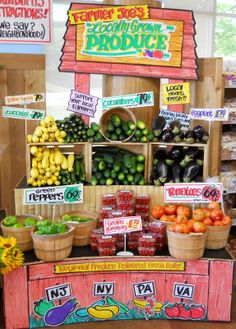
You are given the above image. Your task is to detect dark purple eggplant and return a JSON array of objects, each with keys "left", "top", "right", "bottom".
[
  {"left": 183, "top": 162, "right": 200, "bottom": 182},
  {"left": 192, "top": 125, "right": 205, "bottom": 139},
  {"left": 185, "top": 130, "right": 195, "bottom": 144},
  {"left": 44, "top": 299, "right": 77, "bottom": 326},
  {"left": 152, "top": 116, "right": 165, "bottom": 137},
  {"left": 156, "top": 160, "right": 168, "bottom": 184},
  {"left": 161, "top": 128, "right": 174, "bottom": 143},
  {"left": 196, "top": 149, "right": 204, "bottom": 166},
  {"left": 169, "top": 146, "right": 184, "bottom": 162},
  {"left": 172, "top": 164, "right": 182, "bottom": 183},
  {"left": 170, "top": 120, "right": 181, "bottom": 135},
  {"left": 184, "top": 147, "right": 199, "bottom": 162},
  {"left": 199, "top": 130, "right": 209, "bottom": 143},
  {"left": 173, "top": 131, "right": 185, "bottom": 143},
  {"left": 154, "top": 149, "right": 167, "bottom": 160}
]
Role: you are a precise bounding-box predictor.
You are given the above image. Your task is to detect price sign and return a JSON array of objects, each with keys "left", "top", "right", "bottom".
[
  {"left": 104, "top": 216, "right": 142, "bottom": 235},
  {"left": 101, "top": 91, "right": 154, "bottom": 110},
  {"left": 23, "top": 184, "right": 83, "bottom": 205},
  {"left": 2, "top": 106, "right": 45, "bottom": 120},
  {"left": 190, "top": 108, "right": 229, "bottom": 121},
  {"left": 160, "top": 109, "right": 191, "bottom": 131},
  {"left": 5, "top": 93, "right": 45, "bottom": 105},
  {"left": 164, "top": 183, "right": 223, "bottom": 204}
]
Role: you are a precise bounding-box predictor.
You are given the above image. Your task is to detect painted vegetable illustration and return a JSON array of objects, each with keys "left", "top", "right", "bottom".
[
  {"left": 106, "top": 296, "right": 129, "bottom": 315},
  {"left": 44, "top": 298, "right": 77, "bottom": 326},
  {"left": 87, "top": 305, "right": 119, "bottom": 320},
  {"left": 34, "top": 298, "right": 55, "bottom": 317},
  {"left": 76, "top": 299, "right": 105, "bottom": 318},
  {"left": 133, "top": 299, "right": 163, "bottom": 313}
]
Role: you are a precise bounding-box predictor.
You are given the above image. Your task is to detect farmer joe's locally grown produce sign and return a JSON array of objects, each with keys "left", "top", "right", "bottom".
[{"left": 60, "top": 4, "right": 198, "bottom": 80}]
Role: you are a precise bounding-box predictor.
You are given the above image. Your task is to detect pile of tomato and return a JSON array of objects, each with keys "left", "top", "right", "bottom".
[{"left": 151, "top": 202, "right": 232, "bottom": 234}]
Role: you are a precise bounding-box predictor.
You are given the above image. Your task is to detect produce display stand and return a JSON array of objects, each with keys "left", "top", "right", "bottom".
[{"left": 1, "top": 1, "right": 234, "bottom": 329}]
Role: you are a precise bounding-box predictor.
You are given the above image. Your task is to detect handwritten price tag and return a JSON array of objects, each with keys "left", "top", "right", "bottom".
[
  {"left": 190, "top": 108, "right": 229, "bottom": 121},
  {"left": 104, "top": 216, "right": 142, "bottom": 235},
  {"left": 2, "top": 107, "right": 45, "bottom": 120}
]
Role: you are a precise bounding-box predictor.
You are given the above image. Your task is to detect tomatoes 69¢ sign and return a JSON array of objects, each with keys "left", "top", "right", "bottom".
[
  {"left": 164, "top": 183, "right": 223, "bottom": 204},
  {"left": 23, "top": 184, "right": 83, "bottom": 205}
]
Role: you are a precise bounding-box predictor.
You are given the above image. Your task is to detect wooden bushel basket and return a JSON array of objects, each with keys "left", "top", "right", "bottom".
[
  {"left": 1, "top": 214, "right": 42, "bottom": 252},
  {"left": 205, "top": 225, "right": 231, "bottom": 250},
  {"left": 167, "top": 228, "right": 207, "bottom": 260},
  {"left": 61, "top": 210, "right": 98, "bottom": 246},
  {"left": 32, "top": 226, "right": 75, "bottom": 262},
  {"left": 99, "top": 107, "right": 136, "bottom": 142}
]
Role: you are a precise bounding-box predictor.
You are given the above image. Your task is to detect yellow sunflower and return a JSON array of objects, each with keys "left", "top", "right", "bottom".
[
  {"left": 0, "top": 248, "right": 12, "bottom": 267},
  {"left": 11, "top": 247, "right": 24, "bottom": 267},
  {"left": 0, "top": 236, "right": 17, "bottom": 249}
]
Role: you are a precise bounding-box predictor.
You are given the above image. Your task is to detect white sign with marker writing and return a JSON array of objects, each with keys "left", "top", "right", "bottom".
[{"left": 190, "top": 108, "right": 229, "bottom": 121}]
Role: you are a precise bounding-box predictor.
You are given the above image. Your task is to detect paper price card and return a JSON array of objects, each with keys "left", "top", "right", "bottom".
[
  {"left": 23, "top": 184, "right": 83, "bottom": 205},
  {"left": 2, "top": 107, "right": 45, "bottom": 120},
  {"left": 162, "top": 82, "right": 190, "bottom": 105},
  {"left": 164, "top": 183, "right": 223, "bottom": 204},
  {"left": 5, "top": 93, "right": 45, "bottom": 105},
  {"left": 104, "top": 216, "right": 142, "bottom": 235},
  {"left": 67, "top": 90, "right": 99, "bottom": 118},
  {"left": 190, "top": 108, "right": 229, "bottom": 121}
]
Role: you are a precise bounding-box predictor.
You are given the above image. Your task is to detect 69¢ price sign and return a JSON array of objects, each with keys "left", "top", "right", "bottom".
[{"left": 24, "top": 184, "right": 83, "bottom": 205}]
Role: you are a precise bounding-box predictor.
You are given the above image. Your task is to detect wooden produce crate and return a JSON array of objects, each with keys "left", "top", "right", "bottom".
[
  {"left": 148, "top": 142, "right": 209, "bottom": 184},
  {"left": 92, "top": 142, "right": 149, "bottom": 183},
  {"left": 26, "top": 142, "right": 92, "bottom": 182}
]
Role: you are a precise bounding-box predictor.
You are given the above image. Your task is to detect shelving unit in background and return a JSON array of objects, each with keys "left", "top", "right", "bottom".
[{"left": 221, "top": 74, "right": 236, "bottom": 219}]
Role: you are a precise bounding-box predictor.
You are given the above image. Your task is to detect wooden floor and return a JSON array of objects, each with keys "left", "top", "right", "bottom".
[{"left": 0, "top": 288, "right": 236, "bottom": 329}]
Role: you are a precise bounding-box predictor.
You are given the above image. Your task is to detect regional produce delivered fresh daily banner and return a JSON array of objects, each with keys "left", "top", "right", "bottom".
[
  {"left": 60, "top": 4, "right": 198, "bottom": 80},
  {"left": 0, "top": 0, "right": 52, "bottom": 43}
]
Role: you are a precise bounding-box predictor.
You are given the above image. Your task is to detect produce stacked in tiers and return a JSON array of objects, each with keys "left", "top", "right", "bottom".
[
  {"left": 152, "top": 116, "right": 209, "bottom": 144},
  {"left": 151, "top": 146, "right": 204, "bottom": 186},
  {"left": 91, "top": 147, "right": 146, "bottom": 186},
  {"left": 28, "top": 146, "right": 86, "bottom": 186}
]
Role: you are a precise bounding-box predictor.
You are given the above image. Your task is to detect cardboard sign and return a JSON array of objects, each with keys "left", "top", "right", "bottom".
[
  {"left": 23, "top": 184, "right": 83, "bottom": 205},
  {"left": 2, "top": 106, "right": 45, "bottom": 120},
  {"left": 0, "top": 0, "right": 52, "bottom": 43},
  {"left": 164, "top": 183, "right": 223, "bottom": 203},
  {"left": 101, "top": 91, "right": 154, "bottom": 110},
  {"left": 190, "top": 108, "right": 229, "bottom": 121},
  {"left": 93, "top": 282, "right": 115, "bottom": 296},
  {"left": 67, "top": 90, "right": 99, "bottom": 118},
  {"left": 60, "top": 5, "right": 198, "bottom": 80},
  {"left": 5, "top": 93, "right": 45, "bottom": 105},
  {"left": 160, "top": 109, "right": 191, "bottom": 131},
  {"left": 133, "top": 281, "right": 156, "bottom": 297},
  {"left": 46, "top": 283, "right": 72, "bottom": 302},
  {"left": 104, "top": 216, "right": 142, "bottom": 235},
  {"left": 173, "top": 283, "right": 195, "bottom": 300},
  {"left": 162, "top": 82, "right": 190, "bottom": 105},
  {"left": 69, "top": 5, "right": 149, "bottom": 25}
]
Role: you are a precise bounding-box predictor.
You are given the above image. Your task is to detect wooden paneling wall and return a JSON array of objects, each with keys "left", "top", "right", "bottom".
[{"left": 0, "top": 54, "right": 45, "bottom": 214}]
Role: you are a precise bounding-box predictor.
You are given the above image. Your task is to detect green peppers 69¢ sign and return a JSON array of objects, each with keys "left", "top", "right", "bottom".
[{"left": 23, "top": 184, "right": 83, "bottom": 205}]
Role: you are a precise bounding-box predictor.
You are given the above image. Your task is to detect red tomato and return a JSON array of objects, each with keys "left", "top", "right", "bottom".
[
  {"left": 176, "top": 206, "right": 191, "bottom": 218},
  {"left": 213, "top": 220, "right": 223, "bottom": 226},
  {"left": 176, "top": 214, "right": 188, "bottom": 224},
  {"left": 203, "top": 218, "right": 213, "bottom": 226},
  {"left": 169, "top": 215, "right": 177, "bottom": 222},
  {"left": 160, "top": 214, "right": 171, "bottom": 222},
  {"left": 211, "top": 209, "right": 223, "bottom": 221},
  {"left": 186, "top": 219, "right": 195, "bottom": 232},
  {"left": 190, "top": 305, "right": 205, "bottom": 319},
  {"left": 181, "top": 224, "right": 190, "bottom": 234},
  {"left": 163, "top": 204, "right": 177, "bottom": 216},
  {"left": 175, "top": 224, "right": 184, "bottom": 234},
  {"left": 168, "top": 224, "right": 176, "bottom": 232},
  {"left": 208, "top": 201, "right": 220, "bottom": 211},
  {"left": 193, "top": 209, "right": 205, "bottom": 222},
  {"left": 202, "top": 208, "right": 211, "bottom": 218},
  {"left": 222, "top": 215, "right": 232, "bottom": 226},
  {"left": 151, "top": 205, "right": 164, "bottom": 219},
  {"left": 177, "top": 305, "right": 191, "bottom": 319},
  {"left": 193, "top": 221, "right": 207, "bottom": 233}
]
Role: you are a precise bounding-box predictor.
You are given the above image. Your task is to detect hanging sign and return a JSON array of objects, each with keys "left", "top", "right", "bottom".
[
  {"left": 104, "top": 216, "right": 142, "bottom": 235},
  {"left": 60, "top": 4, "right": 198, "bottom": 80},
  {"left": 160, "top": 109, "right": 191, "bottom": 131},
  {"left": 5, "top": 93, "right": 45, "bottom": 105},
  {"left": 190, "top": 108, "right": 229, "bottom": 121},
  {"left": 67, "top": 90, "right": 99, "bottom": 118},
  {"left": 0, "top": 0, "right": 52, "bottom": 43},
  {"left": 23, "top": 184, "right": 83, "bottom": 205},
  {"left": 162, "top": 82, "right": 190, "bottom": 105},
  {"left": 2, "top": 106, "right": 45, "bottom": 120},
  {"left": 164, "top": 183, "right": 223, "bottom": 203},
  {"left": 101, "top": 91, "right": 154, "bottom": 110}
]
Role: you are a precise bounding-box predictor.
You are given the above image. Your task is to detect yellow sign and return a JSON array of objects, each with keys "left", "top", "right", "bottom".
[
  {"left": 162, "top": 82, "right": 190, "bottom": 105},
  {"left": 54, "top": 261, "right": 185, "bottom": 274},
  {"left": 69, "top": 5, "right": 149, "bottom": 25}
]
